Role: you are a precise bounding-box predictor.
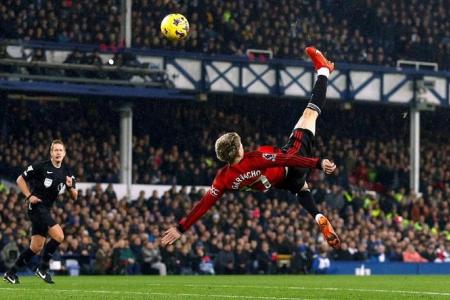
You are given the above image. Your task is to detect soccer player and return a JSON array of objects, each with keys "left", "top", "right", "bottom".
[
  {"left": 3, "top": 140, "right": 77, "bottom": 284},
  {"left": 162, "top": 47, "right": 341, "bottom": 249}
]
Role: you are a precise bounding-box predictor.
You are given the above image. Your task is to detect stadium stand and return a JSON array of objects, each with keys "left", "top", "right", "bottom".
[
  {"left": 0, "top": 99, "right": 449, "bottom": 274},
  {"left": 0, "top": 182, "right": 449, "bottom": 275},
  {"left": 0, "top": 0, "right": 449, "bottom": 277},
  {"left": 1, "top": 99, "right": 449, "bottom": 190},
  {"left": 0, "top": 0, "right": 448, "bottom": 69}
]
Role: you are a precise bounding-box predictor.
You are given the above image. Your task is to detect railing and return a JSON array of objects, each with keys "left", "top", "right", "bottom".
[
  {"left": 0, "top": 40, "right": 449, "bottom": 105},
  {"left": 0, "top": 58, "right": 166, "bottom": 87}
]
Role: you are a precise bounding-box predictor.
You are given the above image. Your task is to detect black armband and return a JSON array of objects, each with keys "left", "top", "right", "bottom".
[
  {"left": 26, "top": 194, "right": 33, "bottom": 200},
  {"left": 176, "top": 224, "right": 186, "bottom": 234}
]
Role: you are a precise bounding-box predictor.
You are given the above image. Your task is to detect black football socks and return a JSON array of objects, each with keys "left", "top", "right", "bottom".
[
  {"left": 39, "top": 239, "right": 61, "bottom": 271},
  {"left": 8, "top": 248, "right": 36, "bottom": 274},
  {"left": 306, "top": 75, "right": 328, "bottom": 114}
]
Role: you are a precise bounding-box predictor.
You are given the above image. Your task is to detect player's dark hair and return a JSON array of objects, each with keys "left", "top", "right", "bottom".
[
  {"left": 50, "top": 139, "right": 65, "bottom": 151},
  {"left": 215, "top": 132, "right": 241, "bottom": 164}
]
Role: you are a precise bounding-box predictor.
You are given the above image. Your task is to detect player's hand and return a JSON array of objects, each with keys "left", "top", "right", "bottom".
[
  {"left": 321, "top": 159, "right": 336, "bottom": 174},
  {"left": 29, "top": 195, "right": 42, "bottom": 204},
  {"left": 65, "top": 176, "right": 73, "bottom": 188},
  {"left": 161, "top": 227, "right": 182, "bottom": 246}
]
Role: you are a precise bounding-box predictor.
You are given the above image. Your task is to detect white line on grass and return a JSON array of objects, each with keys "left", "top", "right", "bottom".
[
  {"left": 0, "top": 287, "right": 328, "bottom": 300},
  {"left": 146, "top": 283, "right": 450, "bottom": 297}
]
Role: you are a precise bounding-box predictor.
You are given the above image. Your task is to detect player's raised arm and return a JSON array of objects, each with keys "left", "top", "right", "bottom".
[
  {"left": 161, "top": 183, "right": 224, "bottom": 246},
  {"left": 248, "top": 151, "right": 336, "bottom": 174}
]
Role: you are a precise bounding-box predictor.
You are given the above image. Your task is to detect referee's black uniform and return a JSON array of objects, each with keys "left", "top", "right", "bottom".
[
  {"left": 3, "top": 160, "right": 75, "bottom": 284},
  {"left": 22, "top": 160, "right": 75, "bottom": 236}
]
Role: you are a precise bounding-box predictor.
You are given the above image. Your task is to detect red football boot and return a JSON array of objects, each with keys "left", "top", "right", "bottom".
[
  {"left": 317, "top": 215, "right": 341, "bottom": 249},
  {"left": 305, "top": 47, "right": 335, "bottom": 73}
]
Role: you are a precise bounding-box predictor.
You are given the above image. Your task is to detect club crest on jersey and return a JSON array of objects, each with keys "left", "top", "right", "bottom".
[
  {"left": 262, "top": 153, "right": 277, "bottom": 162},
  {"left": 44, "top": 178, "right": 53, "bottom": 188}
]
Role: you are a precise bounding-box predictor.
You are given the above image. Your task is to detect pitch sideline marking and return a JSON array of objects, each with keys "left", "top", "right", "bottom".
[
  {"left": 0, "top": 287, "right": 327, "bottom": 300},
  {"left": 146, "top": 283, "right": 450, "bottom": 297}
]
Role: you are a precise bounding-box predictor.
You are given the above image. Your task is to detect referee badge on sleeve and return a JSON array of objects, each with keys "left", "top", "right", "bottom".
[{"left": 44, "top": 178, "right": 53, "bottom": 188}]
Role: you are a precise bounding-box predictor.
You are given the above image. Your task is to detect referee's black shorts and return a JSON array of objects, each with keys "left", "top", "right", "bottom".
[
  {"left": 27, "top": 204, "right": 56, "bottom": 236},
  {"left": 277, "top": 128, "right": 315, "bottom": 194}
]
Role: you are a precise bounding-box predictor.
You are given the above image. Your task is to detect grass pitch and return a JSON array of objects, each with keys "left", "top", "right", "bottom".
[{"left": 1, "top": 275, "right": 450, "bottom": 300}]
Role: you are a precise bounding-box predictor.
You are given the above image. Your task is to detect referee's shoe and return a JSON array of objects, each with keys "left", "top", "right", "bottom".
[
  {"left": 3, "top": 272, "right": 20, "bottom": 284},
  {"left": 35, "top": 267, "right": 55, "bottom": 284}
]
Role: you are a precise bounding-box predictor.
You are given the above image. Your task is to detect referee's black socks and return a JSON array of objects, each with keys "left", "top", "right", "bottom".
[
  {"left": 9, "top": 248, "right": 36, "bottom": 274},
  {"left": 39, "top": 239, "right": 61, "bottom": 271},
  {"left": 306, "top": 75, "right": 328, "bottom": 114}
]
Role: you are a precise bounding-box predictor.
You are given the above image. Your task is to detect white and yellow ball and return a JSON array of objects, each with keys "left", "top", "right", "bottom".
[{"left": 161, "top": 13, "right": 190, "bottom": 41}]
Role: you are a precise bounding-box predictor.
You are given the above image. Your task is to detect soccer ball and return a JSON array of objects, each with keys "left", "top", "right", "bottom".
[{"left": 160, "top": 13, "right": 190, "bottom": 41}]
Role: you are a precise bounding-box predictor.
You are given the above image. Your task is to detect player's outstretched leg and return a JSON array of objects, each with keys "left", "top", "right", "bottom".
[
  {"left": 293, "top": 47, "right": 334, "bottom": 134},
  {"left": 296, "top": 48, "right": 340, "bottom": 249},
  {"left": 297, "top": 182, "right": 341, "bottom": 249}
]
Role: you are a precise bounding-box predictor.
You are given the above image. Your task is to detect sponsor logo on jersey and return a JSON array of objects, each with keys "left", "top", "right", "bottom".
[
  {"left": 210, "top": 186, "right": 220, "bottom": 197},
  {"left": 262, "top": 153, "right": 277, "bottom": 162},
  {"left": 231, "top": 170, "right": 262, "bottom": 190},
  {"left": 57, "top": 183, "right": 65, "bottom": 193},
  {"left": 47, "top": 171, "right": 53, "bottom": 174},
  {"left": 44, "top": 178, "right": 53, "bottom": 188}
]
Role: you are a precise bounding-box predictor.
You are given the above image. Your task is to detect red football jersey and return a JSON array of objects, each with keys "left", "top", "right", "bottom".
[{"left": 178, "top": 150, "right": 321, "bottom": 231}]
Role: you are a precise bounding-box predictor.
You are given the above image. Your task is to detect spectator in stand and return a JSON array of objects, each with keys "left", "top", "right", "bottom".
[
  {"left": 215, "top": 243, "right": 235, "bottom": 275},
  {"left": 0, "top": 233, "right": 19, "bottom": 271},
  {"left": 93, "top": 239, "right": 112, "bottom": 274},
  {"left": 312, "top": 244, "right": 331, "bottom": 274},
  {"left": 370, "top": 245, "right": 389, "bottom": 263},
  {"left": 402, "top": 245, "right": 428, "bottom": 263},
  {"left": 141, "top": 240, "right": 167, "bottom": 275},
  {"left": 256, "top": 241, "right": 274, "bottom": 274},
  {"left": 1, "top": 0, "right": 449, "bottom": 69}
]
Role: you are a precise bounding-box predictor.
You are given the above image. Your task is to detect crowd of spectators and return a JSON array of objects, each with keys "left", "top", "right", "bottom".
[
  {"left": 0, "top": 180, "right": 448, "bottom": 275},
  {"left": 0, "top": 98, "right": 449, "bottom": 274},
  {"left": 0, "top": 0, "right": 448, "bottom": 69},
  {"left": 1, "top": 99, "right": 449, "bottom": 194},
  {"left": 0, "top": 100, "right": 121, "bottom": 183}
]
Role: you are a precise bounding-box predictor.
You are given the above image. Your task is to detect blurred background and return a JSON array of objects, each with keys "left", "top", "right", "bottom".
[{"left": 0, "top": 0, "right": 449, "bottom": 276}]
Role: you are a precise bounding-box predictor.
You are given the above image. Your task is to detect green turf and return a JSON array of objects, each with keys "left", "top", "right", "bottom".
[{"left": 1, "top": 275, "right": 450, "bottom": 300}]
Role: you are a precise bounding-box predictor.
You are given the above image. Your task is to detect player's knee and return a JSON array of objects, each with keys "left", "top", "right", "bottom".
[{"left": 302, "top": 108, "right": 319, "bottom": 120}]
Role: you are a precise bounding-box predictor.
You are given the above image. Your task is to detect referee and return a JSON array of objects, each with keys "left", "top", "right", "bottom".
[{"left": 3, "top": 140, "right": 77, "bottom": 284}]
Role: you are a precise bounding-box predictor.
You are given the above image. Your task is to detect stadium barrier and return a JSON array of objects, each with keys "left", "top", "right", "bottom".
[
  {"left": 329, "top": 262, "right": 450, "bottom": 275},
  {"left": 77, "top": 182, "right": 208, "bottom": 200}
]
